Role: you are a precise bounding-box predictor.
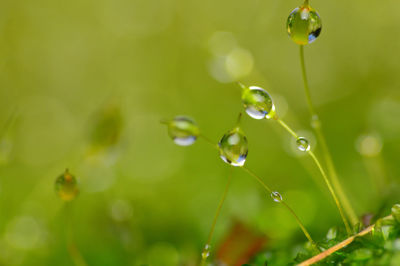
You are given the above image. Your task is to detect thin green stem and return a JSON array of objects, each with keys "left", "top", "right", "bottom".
[
  {"left": 276, "top": 118, "right": 298, "bottom": 139},
  {"left": 199, "top": 134, "right": 219, "bottom": 150},
  {"left": 275, "top": 118, "right": 351, "bottom": 235},
  {"left": 281, "top": 201, "right": 315, "bottom": 247},
  {"left": 200, "top": 168, "right": 233, "bottom": 264},
  {"left": 242, "top": 166, "right": 316, "bottom": 245},
  {"left": 198, "top": 134, "right": 315, "bottom": 245},
  {"left": 65, "top": 203, "right": 87, "bottom": 266},
  {"left": 299, "top": 45, "right": 315, "bottom": 116},
  {"left": 299, "top": 45, "right": 358, "bottom": 225},
  {"left": 307, "top": 151, "right": 351, "bottom": 235}
]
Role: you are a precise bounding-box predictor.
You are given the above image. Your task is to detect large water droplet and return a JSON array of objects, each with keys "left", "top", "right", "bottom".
[
  {"left": 201, "top": 244, "right": 210, "bottom": 259},
  {"left": 287, "top": 5, "right": 322, "bottom": 45},
  {"left": 167, "top": 116, "right": 200, "bottom": 146},
  {"left": 271, "top": 191, "right": 283, "bottom": 203},
  {"left": 242, "top": 85, "right": 276, "bottom": 120},
  {"left": 55, "top": 169, "right": 79, "bottom": 201},
  {"left": 296, "top": 137, "right": 310, "bottom": 152},
  {"left": 219, "top": 128, "right": 248, "bottom": 167}
]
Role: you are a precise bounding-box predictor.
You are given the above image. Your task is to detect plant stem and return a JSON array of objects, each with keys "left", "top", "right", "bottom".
[
  {"left": 65, "top": 203, "right": 87, "bottom": 266},
  {"left": 299, "top": 45, "right": 358, "bottom": 225},
  {"left": 298, "top": 215, "right": 392, "bottom": 265},
  {"left": 275, "top": 118, "right": 351, "bottom": 235},
  {"left": 242, "top": 166, "right": 316, "bottom": 246},
  {"left": 199, "top": 134, "right": 315, "bottom": 246},
  {"left": 307, "top": 151, "right": 351, "bottom": 235},
  {"left": 200, "top": 168, "right": 233, "bottom": 265}
]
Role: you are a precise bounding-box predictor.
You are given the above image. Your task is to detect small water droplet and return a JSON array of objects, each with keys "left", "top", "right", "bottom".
[
  {"left": 219, "top": 127, "right": 248, "bottom": 167},
  {"left": 392, "top": 204, "right": 400, "bottom": 223},
  {"left": 55, "top": 169, "right": 79, "bottom": 201},
  {"left": 287, "top": 5, "right": 322, "bottom": 45},
  {"left": 271, "top": 191, "right": 283, "bottom": 203},
  {"left": 326, "top": 227, "right": 337, "bottom": 240},
  {"left": 296, "top": 137, "right": 310, "bottom": 152},
  {"left": 201, "top": 244, "right": 211, "bottom": 259},
  {"left": 167, "top": 116, "right": 199, "bottom": 146},
  {"left": 242, "top": 85, "right": 276, "bottom": 120}
]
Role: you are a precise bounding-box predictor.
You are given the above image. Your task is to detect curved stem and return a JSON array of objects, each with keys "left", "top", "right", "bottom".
[
  {"left": 298, "top": 215, "right": 392, "bottom": 266},
  {"left": 199, "top": 134, "right": 316, "bottom": 245},
  {"left": 200, "top": 168, "right": 233, "bottom": 264},
  {"left": 242, "top": 166, "right": 316, "bottom": 246},
  {"left": 275, "top": 118, "right": 351, "bottom": 235},
  {"left": 307, "top": 151, "right": 351, "bottom": 235},
  {"left": 299, "top": 45, "right": 358, "bottom": 225}
]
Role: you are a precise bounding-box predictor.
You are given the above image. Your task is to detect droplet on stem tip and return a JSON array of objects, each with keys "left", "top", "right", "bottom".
[
  {"left": 241, "top": 85, "right": 276, "bottom": 120},
  {"left": 166, "top": 116, "right": 200, "bottom": 146},
  {"left": 219, "top": 127, "right": 248, "bottom": 167},
  {"left": 287, "top": 4, "right": 322, "bottom": 45},
  {"left": 55, "top": 169, "right": 79, "bottom": 201}
]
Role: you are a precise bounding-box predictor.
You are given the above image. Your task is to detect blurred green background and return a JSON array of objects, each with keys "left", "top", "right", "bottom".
[{"left": 1, "top": 0, "right": 400, "bottom": 265}]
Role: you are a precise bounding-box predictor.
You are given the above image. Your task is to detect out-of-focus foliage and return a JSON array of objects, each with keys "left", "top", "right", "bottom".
[{"left": 1, "top": 0, "right": 400, "bottom": 265}]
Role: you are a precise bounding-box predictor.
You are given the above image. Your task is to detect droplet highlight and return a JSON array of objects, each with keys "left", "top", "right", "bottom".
[
  {"left": 287, "top": 5, "right": 322, "bottom": 45},
  {"left": 201, "top": 244, "right": 210, "bottom": 259},
  {"left": 392, "top": 204, "right": 400, "bottom": 223},
  {"left": 167, "top": 116, "right": 200, "bottom": 146},
  {"left": 271, "top": 191, "right": 283, "bottom": 203},
  {"left": 219, "top": 127, "right": 248, "bottom": 167},
  {"left": 55, "top": 169, "right": 79, "bottom": 201},
  {"left": 241, "top": 85, "right": 276, "bottom": 119},
  {"left": 296, "top": 137, "right": 310, "bottom": 152}
]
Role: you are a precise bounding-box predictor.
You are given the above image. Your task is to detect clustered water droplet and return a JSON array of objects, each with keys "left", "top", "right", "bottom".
[
  {"left": 241, "top": 85, "right": 276, "bottom": 120},
  {"left": 296, "top": 137, "right": 310, "bottom": 152},
  {"left": 55, "top": 169, "right": 79, "bottom": 201},
  {"left": 287, "top": 4, "right": 322, "bottom": 45},
  {"left": 201, "top": 244, "right": 211, "bottom": 259},
  {"left": 219, "top": 127, "right": 248, "bottom": 167},
  {"left": 167, "top": 116, "right": 200, "bottom": 146},
  {"left": 271, "top": 191, "right": 283, "bottom": 203}
]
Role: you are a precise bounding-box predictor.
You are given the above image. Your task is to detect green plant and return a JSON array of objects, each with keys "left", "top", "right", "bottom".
[
  {"left": 55, "top": 170, "right": 87, "bottom": 266},
  {"left": 162, "top": 0, "right": 399, "bottom": 264}
]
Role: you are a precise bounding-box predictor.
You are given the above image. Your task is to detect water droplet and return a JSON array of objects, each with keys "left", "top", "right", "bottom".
[
  {"left": 242, "top": 85, "right": 276, "bottom": 119},
  {"left": 392, "top": 204, "right": 400, "bottom": 223},
  {"left": 167, "top": 116, "right": 200, "bottom": 146},
  {"left": 201, "top": 244, "right": 211, "bottom": 259},
  {"left": 287, "top": 5, "right": 322, "bottom": 45},
  {"left": 271, "top": 191, "right": 283, "bottom": 203},
  {"left": 55, "top": 169, "right": 79, "bottom": 201},
  {"left": 326, "top": 227, "right": 337, "bottom": 240},
  {"left": 219, "top": 127, "right": 248, "bottom": 167},
  {"left": 296, "top": 137, "right": 310, "bottom": 152}
]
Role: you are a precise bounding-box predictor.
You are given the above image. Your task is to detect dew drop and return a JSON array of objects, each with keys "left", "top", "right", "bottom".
[
  {"left": 241, "top": 85, "right": 276, "bottom": 120},
  {"left": 392, "top": 204, "right": 400, "bottom": 223},
  {"left": 55, "top": 169, "right": 79, "bottom": 201},
  {"left": 219, "top": 127, "right": 248, "bottom": 167},
  {"left": 271, "top": 191, "right": 283, "bottom": 203},
  {"left": 201, "top": 244, "right": 211, "bottom": 259},
  {"left": 167, "top": 116, "right": 200, "bottom": 146},
  {"left": 296, "top": 137, "right": 310, "bottom": 152},
  {"left": 287, "top": 5, "right": 322, "bottom": 45}
]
